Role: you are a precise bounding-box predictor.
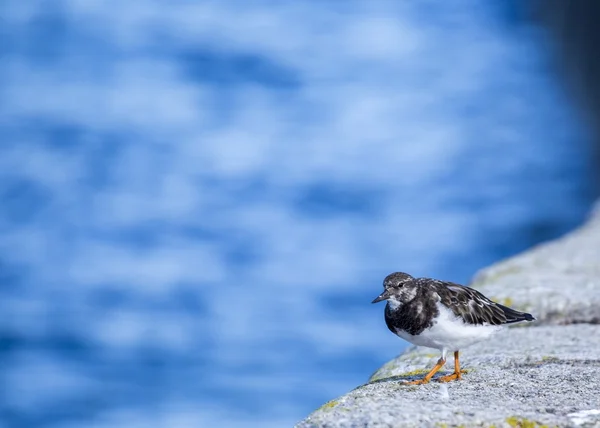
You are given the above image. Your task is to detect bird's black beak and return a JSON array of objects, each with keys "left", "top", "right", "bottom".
[{"left": 371, "top": 289, "right": 390, "bottom": 304}]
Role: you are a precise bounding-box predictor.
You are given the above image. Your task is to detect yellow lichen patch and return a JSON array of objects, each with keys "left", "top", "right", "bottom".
[
  {"left": 316, "top": 400, "right": 338, "bottom": 412},
  {"left": 490, "top": 296, "right": 513, "bottom": 307},
  {"left": 401, "top": 368, "right": 430, "bottom": 377},
  {"left": 541, "top": 356, "right": 559, "bottom": 363},
  {"left": 505, "top": 416, "right": 551, "bottom": 428},
  {"left": 525, "top": 356, "right": 560, "bottom": 367}
]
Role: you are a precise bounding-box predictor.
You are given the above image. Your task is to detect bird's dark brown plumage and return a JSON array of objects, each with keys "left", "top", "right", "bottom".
[
  {"left": 428, "top": 278, "right": 535, "bottom": 325},
  {"left": 376, "top": 272, "right": 535, "bottom": 336},
  {"left": 372, "top": 271, "right": 536, "bottom": 385}
]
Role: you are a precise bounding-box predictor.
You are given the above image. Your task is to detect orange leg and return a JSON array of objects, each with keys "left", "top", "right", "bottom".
[
  {"left": 403, "top": 357, "right": 446, "bottom": 385},
  {"left": 438, "top": 351, "right": 464, "bottom": 383}
]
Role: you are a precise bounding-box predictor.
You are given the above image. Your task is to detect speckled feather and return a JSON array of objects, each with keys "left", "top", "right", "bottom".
[
  {"left": 378, "top": 272, "right": 535, "bottom": 338},
  {"left": 428, "top": 278, "right": 534, "bottom": 325}
]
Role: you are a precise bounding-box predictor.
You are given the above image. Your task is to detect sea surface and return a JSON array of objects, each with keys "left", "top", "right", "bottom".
[{"left": 0, "top": 1, "right": 595, "bottom": 427}]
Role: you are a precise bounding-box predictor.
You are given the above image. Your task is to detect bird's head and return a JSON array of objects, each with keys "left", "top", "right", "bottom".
[{"left": 371, "top": 272, "right": 415, "bottom": 305}]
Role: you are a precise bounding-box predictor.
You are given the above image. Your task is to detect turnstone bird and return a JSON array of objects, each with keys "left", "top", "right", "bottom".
[{"left": 372, "top": 272, "right": 535, "bottom": 384}]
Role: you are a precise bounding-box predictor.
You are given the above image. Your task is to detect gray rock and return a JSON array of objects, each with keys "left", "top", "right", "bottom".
[
  {"left": 296, "top": 211, "right": 600, "bottom": 427},
  {"left": 297, "top": 325, "right": 600, "bottom": 428},
  {"left": 470, "top": 210, "right": 600, "bottom": 326}
]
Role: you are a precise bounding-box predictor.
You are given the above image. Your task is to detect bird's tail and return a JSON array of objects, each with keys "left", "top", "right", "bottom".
[{"left": 497, "top": 304, "right": 536, "bottom": 324}]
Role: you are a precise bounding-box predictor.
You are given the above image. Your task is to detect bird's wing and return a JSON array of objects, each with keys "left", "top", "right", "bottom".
[{"left": 428, "top": 280, "right": 508, "bottom": 325}]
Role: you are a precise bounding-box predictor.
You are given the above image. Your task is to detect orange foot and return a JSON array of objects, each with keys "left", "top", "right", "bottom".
[{"left": 438, "top": 371, "right": 467, "bottom": 383}]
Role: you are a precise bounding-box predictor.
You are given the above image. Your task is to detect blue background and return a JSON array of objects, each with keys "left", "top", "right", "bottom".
[{"left": 0, "top": 1, "right": 595, "bottom": 427}]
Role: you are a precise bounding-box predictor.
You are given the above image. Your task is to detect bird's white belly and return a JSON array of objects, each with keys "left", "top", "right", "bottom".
[{"left": 395, "top": 303, "right": 502, "bottom": 352}]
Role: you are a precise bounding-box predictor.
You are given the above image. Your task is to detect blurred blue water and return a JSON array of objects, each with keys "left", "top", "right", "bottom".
[{"left": 0, "top": 1, "right": 594, "bottom": 427}]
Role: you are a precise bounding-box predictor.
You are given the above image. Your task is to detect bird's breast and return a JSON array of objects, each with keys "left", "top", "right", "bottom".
[{"left": 388, "top": 303, "right": 502, "bottom": 351}]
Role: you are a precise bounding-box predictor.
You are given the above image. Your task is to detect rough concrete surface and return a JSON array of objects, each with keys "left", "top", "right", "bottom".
[
  {"left": 470, "top": 209, "right": 600, "bottom": 326},
  {"left": 296, "top": 210, "right": 600, "bottom": 427}
]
